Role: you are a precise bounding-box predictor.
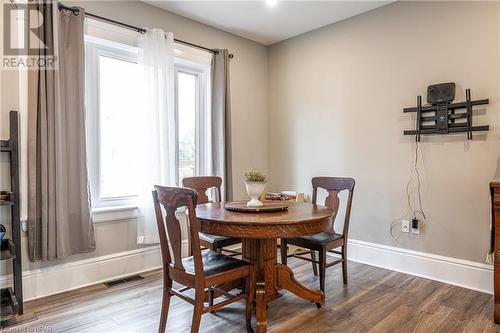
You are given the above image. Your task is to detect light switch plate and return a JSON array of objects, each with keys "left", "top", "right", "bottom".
[{"left": 402, "top": 220, "right": 410, "bottom": 233}]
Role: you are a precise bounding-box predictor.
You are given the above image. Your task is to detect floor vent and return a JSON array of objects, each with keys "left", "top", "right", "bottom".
[{"left": 104, "top": 275, "right": 144, "bottom": 288}]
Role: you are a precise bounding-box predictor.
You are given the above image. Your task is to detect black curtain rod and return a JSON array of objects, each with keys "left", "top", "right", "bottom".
[{"left": 58, "top": 3, "right": 233, "bottom": 58}]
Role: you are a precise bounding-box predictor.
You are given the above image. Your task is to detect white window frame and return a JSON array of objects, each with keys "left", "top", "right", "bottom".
[
  {"left": 85, "top": 35, "right": 140, "bottom": 208},
  {"left": 84, "top": 20, "right": 213, "bottom": 212},
  {"left": 174, "top": 60, "right": 210, "bottom": 185}
]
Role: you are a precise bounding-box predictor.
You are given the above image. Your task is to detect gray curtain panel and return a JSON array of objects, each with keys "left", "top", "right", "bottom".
[
  {"left": 27, "top": 5, "right": 95, "bottom": 261},
  {"left": 211, "top": 49, "right": 233, "bottom": 200}
]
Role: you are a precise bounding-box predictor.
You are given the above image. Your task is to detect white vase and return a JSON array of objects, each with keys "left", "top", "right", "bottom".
[{"left": 245, "top": 181, "right": 266, "bottom": 207}]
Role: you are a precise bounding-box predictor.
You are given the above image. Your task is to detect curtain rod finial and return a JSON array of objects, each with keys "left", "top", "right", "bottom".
[{"left": 229, "top": 54, "right": 234, "bottom": 59}]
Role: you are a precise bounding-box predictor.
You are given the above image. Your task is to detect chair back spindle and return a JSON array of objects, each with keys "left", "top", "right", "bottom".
[
  {"left": 182, "top": 176, "right": 222, "bottom": 204},
  {"left": 311, "top": 177, "right": 355, "bottom": 238},
  {"left": 182, "top": 176, "right": 242, "bottom": 257},
  {"left": 153, "top": 186, "right": 204, "bottom": 276}
]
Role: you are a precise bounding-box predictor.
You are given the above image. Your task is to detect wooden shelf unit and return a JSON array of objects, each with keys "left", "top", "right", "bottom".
[{"left": 0, "top": 111, "right": 23, "bottom": 326}]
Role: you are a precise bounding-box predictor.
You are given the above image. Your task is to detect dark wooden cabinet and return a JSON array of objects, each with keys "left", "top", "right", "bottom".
[{"left": 490, "top": 181, "right": 500, "bottom": 324}]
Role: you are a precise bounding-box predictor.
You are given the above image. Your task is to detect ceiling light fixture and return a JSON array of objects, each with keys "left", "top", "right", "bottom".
[{"left": 266, "top": 0, "right": 278, "bottom": 7}]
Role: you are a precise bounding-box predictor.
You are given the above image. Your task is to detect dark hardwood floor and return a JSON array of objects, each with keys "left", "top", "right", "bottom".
[{"left": 5, "top": 257, "right": 499, "bottom": 333}]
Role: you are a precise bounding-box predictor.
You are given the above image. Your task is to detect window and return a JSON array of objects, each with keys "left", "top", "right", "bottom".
[
  {"left": 85, "top": 37, "right": 144, "bottom": 208},
  {"left": 177, "top": 71, "right": 197, "bottom": 180},
  {"left": 85, "top": 37, "right": 211, "bottom": 208},
  {"left": 175, "top": 61, "right": 210, "bottom": 184},
  {"left": 85, "top": 27, "right": 211, "bottom": 209}
]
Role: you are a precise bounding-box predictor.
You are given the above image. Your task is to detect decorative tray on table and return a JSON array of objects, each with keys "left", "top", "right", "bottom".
[{"left": 224, "top": 201, "right": 289, "bottom": 213}]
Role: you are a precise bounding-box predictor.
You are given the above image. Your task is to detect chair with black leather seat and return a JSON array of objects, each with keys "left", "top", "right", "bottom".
[
  {"left": 280, "top": 177, "right": 355, "bottom": 293},
  {"left": 182, "top": 176, "right": 241, "bottom": 256},
  {"left": 152, "top": 185, "right": 255, "bottom": 333}
]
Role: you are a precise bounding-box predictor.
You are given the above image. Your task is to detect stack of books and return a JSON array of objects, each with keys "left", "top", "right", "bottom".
[{"left": 265, "top": 191, "right": 303, "bottom": 202}]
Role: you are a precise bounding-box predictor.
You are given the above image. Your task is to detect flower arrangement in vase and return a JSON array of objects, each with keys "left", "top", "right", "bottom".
[{"left": 244, "top": 169, "right": 267, "bottom": 207}]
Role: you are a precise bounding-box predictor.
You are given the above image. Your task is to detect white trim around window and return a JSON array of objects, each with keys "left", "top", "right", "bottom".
[
  {"left": 85, "top": 35, "right": 141, "bottom": 209},
  {"left": 84, "top": 20, "right": 213, "bottom": 215},
  {"left": 174, "top": 59, "right": 211, "bottom": 184}
]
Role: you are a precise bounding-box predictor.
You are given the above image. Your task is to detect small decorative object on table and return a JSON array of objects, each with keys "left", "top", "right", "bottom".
[
  {"left": 244, "top": 169, "right": 267, "bottom": 207},
  {"left": 265, "top": 191, "right": 305, "bottom": 202}
]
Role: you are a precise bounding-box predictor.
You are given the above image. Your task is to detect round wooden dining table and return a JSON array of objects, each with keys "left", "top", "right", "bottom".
[{"left": 196, "top": 201, "right": 334, "bottom": 333}]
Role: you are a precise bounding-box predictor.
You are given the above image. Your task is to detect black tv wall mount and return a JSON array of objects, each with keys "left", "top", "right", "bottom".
[{"left": 403, "top": 82, "right": 489, "bottom": 142}]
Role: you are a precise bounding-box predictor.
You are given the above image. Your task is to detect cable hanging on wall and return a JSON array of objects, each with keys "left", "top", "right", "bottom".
[{"left": 390, "top": 137, "right": 426, "bottom": 241}]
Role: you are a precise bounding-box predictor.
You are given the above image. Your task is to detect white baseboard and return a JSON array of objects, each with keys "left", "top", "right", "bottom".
[
  {"left": 1, "top": 238, "right": 493, "bottom": 301},
  {"left": 0, "top": 241, "right": 190, "bottom": 301},
  {"left": 346, "top": 239, "right": 493, "bottom": 295}
]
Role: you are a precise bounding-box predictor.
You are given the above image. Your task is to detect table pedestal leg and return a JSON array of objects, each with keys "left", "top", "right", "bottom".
[
  {"left": 242, "top": 239, "right": 279, "bottom": 333},
  {"left": 242, "top": 238, "right": 325, "bottom": 332},
  {"left": 276, "top": 264, "right": 324, "bottom": 306},
  {"left": 242, "top": 239, "right": 281, "bottom": 302},
  {"left": 255, "top": 282, "right": 266, "bottom": 333}
]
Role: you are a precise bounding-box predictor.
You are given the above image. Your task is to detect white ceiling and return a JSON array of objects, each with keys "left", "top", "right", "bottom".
[{"left": 144, "top": 1, "right": 392, "bottom": 45}]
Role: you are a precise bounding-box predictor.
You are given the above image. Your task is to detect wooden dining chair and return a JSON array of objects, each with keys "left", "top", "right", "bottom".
[
  {"left": 280, "top": 177, "right": 355, "bottom": 293},
  {"left": 182, "top": 176, "right": 241, "bottom": 256},
  {"left": 152, "top": 186, "right": 255, "bottom": 333}
]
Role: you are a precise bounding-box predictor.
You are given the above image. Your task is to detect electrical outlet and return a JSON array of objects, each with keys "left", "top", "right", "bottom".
[
  {"left": 411, "top": 218, "right": 421, "bottom": 235},
  {"left": 401, "top": 220, "right": 410, "bottom": 233}
]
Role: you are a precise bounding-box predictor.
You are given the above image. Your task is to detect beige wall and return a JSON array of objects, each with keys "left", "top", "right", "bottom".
[
  {"left": 0, "top": 0, "right": 269, "bottom": 273},
  {"left": 268, "top": 1, "right": 500, "bottom": 263}
]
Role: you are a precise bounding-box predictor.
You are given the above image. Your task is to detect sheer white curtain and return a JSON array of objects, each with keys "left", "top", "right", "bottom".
[{"left": 136, "top": 29, "right": 176, "bottom": 244}]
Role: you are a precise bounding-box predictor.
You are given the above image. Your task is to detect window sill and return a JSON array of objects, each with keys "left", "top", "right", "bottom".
[{"left": 92, "top": 205, "right": 138, "bottom": 223}]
